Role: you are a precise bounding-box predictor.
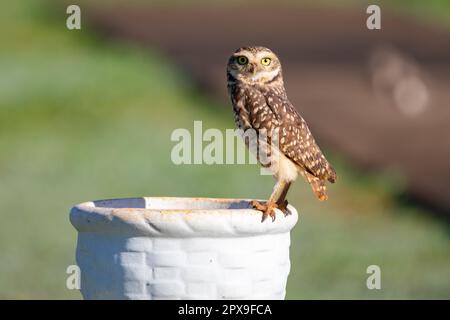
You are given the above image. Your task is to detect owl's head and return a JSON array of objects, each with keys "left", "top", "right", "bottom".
[{"left": 227, "top": 46, "right": 282, "bottom": 85}]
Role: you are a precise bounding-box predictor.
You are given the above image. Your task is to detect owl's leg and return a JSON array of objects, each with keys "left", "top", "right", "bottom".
[
  {"left": 251, "top": 180, "right": 289, "bottom": 222},
  {"left": 276, "top": 181, "right": 291, "bottom": 216}
]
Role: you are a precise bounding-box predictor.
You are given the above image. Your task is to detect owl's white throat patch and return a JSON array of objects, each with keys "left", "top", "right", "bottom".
[{"left": 251, "top": 68, "right": 280, "bottom": 82}]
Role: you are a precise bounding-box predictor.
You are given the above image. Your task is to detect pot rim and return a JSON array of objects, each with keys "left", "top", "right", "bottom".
[{"left": 70, "top": 197, "right": 298, "bottom": 238}]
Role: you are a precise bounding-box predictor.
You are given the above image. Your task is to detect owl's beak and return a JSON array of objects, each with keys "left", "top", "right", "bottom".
[{"left": 248, "top": 63, "right": 257, "bottom": 75}]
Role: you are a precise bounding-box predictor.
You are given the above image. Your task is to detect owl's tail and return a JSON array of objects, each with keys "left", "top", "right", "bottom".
[
  {"left": 326, "top": 163, "right": 337, "bottom": 184},
  {"left": 304, "top": 172, "right": 328, "bottom": 201}
]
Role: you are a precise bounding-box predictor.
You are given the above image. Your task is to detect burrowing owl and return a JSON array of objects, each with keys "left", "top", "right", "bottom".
[{"left": 227, "top": 46, "right": 337, "bottom": 222}]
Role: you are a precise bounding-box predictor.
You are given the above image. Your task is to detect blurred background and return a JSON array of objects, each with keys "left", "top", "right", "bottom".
[{"left": 1, "top": 0, "right": 449, "bottom": 299}]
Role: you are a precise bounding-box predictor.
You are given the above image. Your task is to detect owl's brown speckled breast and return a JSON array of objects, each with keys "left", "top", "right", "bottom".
[{"left": 231, "top": 82, "right": 283, "bottom": 134}]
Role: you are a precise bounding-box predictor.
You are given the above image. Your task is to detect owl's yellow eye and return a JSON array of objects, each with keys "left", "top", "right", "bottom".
[
  {"left": 237, "top": 56, "right": 248, "bottom": 65},
  {"left": 261, "top": 57, "right": 272, "bottom": 66}
]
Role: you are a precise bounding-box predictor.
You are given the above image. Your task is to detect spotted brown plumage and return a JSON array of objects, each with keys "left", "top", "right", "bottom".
[{"left": 227, "top": 46, "right": 337, "bottom": 221}]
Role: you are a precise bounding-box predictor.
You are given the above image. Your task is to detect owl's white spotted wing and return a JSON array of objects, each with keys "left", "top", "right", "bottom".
[{"left": 264, "top": 93, "right": 337, "bottom": 183}]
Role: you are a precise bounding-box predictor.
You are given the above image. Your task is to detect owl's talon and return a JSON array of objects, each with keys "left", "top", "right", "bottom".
[
  {"left": 270, "top": 209, "right": 276, "bottom": 222},
  {"left": 251, "top": 200, "right": 277, "bottom": 223},
  {"left": 261, "top": 207, "right": 276, "bottom": 222}
]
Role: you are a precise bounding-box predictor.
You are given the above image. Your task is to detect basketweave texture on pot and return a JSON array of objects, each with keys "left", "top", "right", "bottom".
[{"left": 70, "top": 197, "right": 298, "bottom": 300}]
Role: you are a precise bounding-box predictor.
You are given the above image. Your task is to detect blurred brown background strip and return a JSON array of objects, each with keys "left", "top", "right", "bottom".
[{"left": 84, "top": 4, "right": 450, "bottom": 216}]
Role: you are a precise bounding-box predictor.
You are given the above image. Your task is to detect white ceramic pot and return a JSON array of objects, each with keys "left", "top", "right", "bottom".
[{"left": 70, "top": 197, "right": 298, "bottom": 300}]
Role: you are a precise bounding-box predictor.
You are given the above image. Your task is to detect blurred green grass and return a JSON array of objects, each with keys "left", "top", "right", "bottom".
[{"left": 0, "top": 1, "right": 449, "bottom": 299}]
